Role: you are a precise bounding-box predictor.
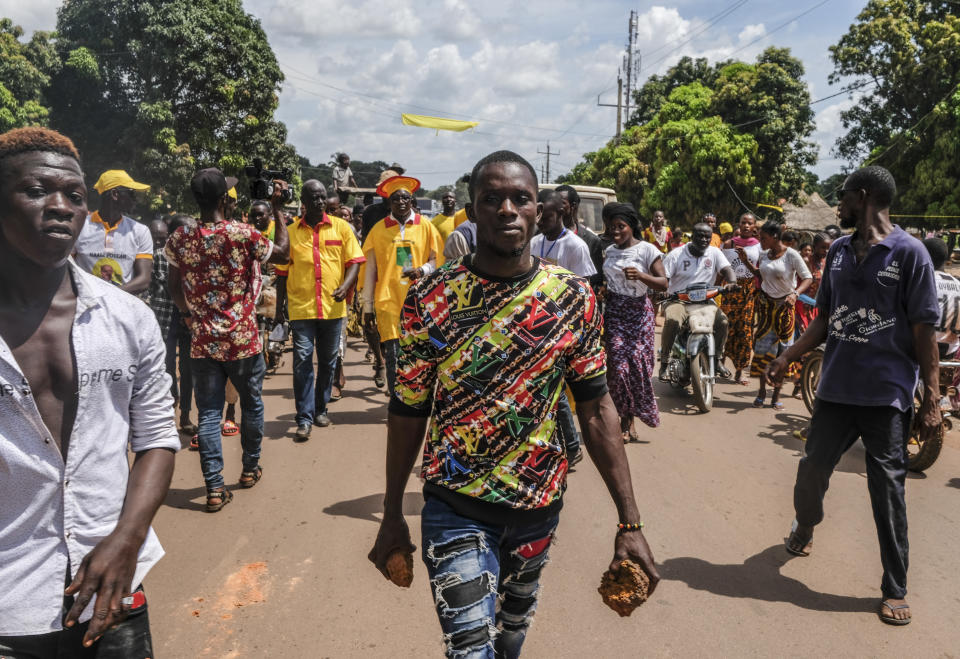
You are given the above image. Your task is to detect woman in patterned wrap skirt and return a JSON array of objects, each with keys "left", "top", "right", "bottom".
[
  {"left": 720, "top": 213, "right": 763, "bottom": 385},
  {"left": 601, "top": 203, "right": 668, "bottom": 442}
]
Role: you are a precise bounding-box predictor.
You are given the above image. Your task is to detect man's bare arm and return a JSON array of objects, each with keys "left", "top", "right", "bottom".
[
  {"left": 368, "top": 413, "right": 428, "bottom": 578},
  {"left": 267, "top": 189, "right": 290, "bottom": 264},
  {"left": 121, "top": 258, "right": 153, "bottom": 295},
  {"left": 914, "top": 322, "right": 941, "bottom": 443},
  {"left": 577, "top": 393, "right": 660, "bottom": 591},
  {"left": 64, "top": 448, "right": 175, "bottom": 645},
  {"left": 168, "top": 263, "right": 188, "bottom": 315},
  {"left": 766, "top": 314, "right": 828, "bottom": 385}
]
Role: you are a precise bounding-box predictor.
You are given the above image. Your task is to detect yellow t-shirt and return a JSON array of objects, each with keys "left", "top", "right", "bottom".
[
  {"left": 431, "top": 213, "right": 456, "bottom": 242},
  {"left": 285, "top": 214, "right": 365, "bottom": 321},
  {"left": 453, "top": 208, "right": 468, "bottom": 228},
  {"left": 362, "top": 215, "right": 442, "bottom": 341}
]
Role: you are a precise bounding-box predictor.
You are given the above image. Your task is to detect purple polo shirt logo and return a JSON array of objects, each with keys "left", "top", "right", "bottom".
[{"left": 877, "top": 260, "right": 900, "bottom": 287}]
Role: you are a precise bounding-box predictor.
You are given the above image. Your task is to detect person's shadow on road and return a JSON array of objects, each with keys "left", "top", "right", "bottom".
[
  {"left": 659, "top": 544, "right": 875, "bottom": 613},
  {"left": 323, "top": 491, "right": 424, "bottom": 523}
]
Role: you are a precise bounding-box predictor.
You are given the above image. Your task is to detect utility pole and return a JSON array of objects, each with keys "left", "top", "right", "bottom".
[
  {"left": 537, "top": 142, "right": 558, "bottom": 183},
  {"left": 598, "top": 75, "right": 623, "bottom": 142},
  {"left": 623, "top": 10, "right": 640, "bottom": 126},
  {"left": 540, "top": 162, "right": 546, "bottom": 184}
]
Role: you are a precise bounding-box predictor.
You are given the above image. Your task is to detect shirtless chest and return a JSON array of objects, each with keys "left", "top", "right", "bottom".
[{"left": 0, "top": 296, "right": 78, "bottom": 456}]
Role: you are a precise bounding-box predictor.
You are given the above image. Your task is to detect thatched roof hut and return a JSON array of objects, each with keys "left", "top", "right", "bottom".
[{"left": 782, "top": 192, "right": 837, "bottom": 231}]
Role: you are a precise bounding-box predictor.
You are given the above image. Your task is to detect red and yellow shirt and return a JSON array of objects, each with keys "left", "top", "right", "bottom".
[
  {"left": 285, "top": 214, "right": 365, "bottom": 321},
  {"left": 361, "top": 214, "right": 443, "bottom": 341}
]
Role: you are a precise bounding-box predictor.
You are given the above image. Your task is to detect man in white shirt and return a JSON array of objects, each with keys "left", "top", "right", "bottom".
[
  {"left": 531, "top": 189, "right": 596, "bottom": 277},
  {"left": 0, "top": 127, "right": 178, "bottom": 655},
  {"left": 660, "top": 222, "right": 737, "bottom": 380},
  {"left": 531, "top": 188, "right": 595, "bottom": 462},
  {"left": 923, "top": 238, "right": 960, "bottom": 359},
  {"left": 73, "top": 169, "right": 154, "bottom": 295}
]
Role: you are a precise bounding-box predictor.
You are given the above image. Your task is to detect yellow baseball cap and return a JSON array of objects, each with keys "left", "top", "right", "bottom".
[
  {"left": 93, "top": 170, "right": 150, "bottom": 194},
  {"left": 719, "top": 222, "right": 733, "bottom": 234}
]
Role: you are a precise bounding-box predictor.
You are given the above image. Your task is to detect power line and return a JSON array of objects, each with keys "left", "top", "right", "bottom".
[
  {"left": 280, "top": 61, "right": 616, "bottom": 139},
  {"left": 638, "top": 1, "right": 750, "bottom": 75},
  {"left": 723, "top": 0, "right": 831, "bottom": 61}
]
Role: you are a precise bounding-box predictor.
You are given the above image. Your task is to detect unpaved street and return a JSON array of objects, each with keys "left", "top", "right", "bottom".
[{"left": 146, "top": 334, "right": 960, "bottom": 658}]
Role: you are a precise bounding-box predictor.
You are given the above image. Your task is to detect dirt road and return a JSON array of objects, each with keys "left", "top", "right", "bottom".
[{"left": 146, "top": 336, "right": 960, "bottom": 657}]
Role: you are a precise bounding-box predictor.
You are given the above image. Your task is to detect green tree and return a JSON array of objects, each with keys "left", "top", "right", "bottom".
[
  {"left": 829, "top": 0, "right": 960, "bottom": 217},
  {"left": 564, "top": 48, "right": 816, "bottom": 226},
  {"left": 0, "top": 19, "right": 58, "bottom": 131},
  {"left": 627, "top": 56, "right": 719, "bottom": 127},
  {"left": 48, "top": 0, "right": 298, "bottom": 211}
]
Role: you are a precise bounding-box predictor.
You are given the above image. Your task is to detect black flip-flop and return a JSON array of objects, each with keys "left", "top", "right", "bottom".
[{"left": 879, "top": 600, "right": 911, "bottom": 626}]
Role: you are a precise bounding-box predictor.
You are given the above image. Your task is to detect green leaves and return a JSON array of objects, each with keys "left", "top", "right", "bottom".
[
  {"left": 0, "top": 19, "right": 58, "bottom": 129},
  {"left": 560, "top": 47, "right": 815, "bottom": 227},
  {"left": 45, "top": 0, "right": 297, "bottom": 211},
  {"left": 829, "top": 0, "right": 960, "bottom": 219}
]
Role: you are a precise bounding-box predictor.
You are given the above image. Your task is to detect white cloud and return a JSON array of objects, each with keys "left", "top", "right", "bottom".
[{"left": 7, "top": 1, "right": 866, "bottom": 188}]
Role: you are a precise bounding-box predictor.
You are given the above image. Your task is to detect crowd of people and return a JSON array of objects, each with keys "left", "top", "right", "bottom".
[{"left": 1, "top": 123, "right": 955, "bottom": 657}]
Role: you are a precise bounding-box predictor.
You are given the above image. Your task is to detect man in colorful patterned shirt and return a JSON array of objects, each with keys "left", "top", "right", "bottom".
[
  {"left": 166, "top": 169, "right": 290, "bottom": 512},
  {"left": 369, "top": 151, "right": 659, "bottom": 657}
]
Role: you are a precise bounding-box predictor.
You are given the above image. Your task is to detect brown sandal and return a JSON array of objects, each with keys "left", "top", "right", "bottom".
[
  {"left": 239, "top": 465, "right": 263, "bottom": 489},
  {"left": 205, "top": 488, "right": 233, "bottom": 513}
]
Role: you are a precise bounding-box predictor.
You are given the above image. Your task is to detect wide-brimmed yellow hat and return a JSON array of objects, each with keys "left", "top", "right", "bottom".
[
  {"left": 377, "top": 175, "right": 420, "bottom": 199},
  {"left": 93, "top": 170, "right": 150, "bottom": 194}
]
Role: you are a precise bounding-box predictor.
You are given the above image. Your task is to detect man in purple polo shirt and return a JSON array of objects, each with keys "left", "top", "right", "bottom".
[{"left": 767, "top": 165, "right": 940, "bottom": 626}]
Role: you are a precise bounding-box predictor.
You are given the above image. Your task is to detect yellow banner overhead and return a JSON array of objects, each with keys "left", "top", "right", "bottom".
[{"left": 401, "top": 113, "right": 478, "bottom": 134}]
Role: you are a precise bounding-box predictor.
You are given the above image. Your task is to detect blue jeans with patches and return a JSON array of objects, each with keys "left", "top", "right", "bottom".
[{"left": 421, "top": 496, "right": 560, "bottom": 659}]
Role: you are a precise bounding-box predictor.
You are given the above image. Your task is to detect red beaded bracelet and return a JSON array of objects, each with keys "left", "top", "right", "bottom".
[{"left": 617, "top": 522, "right": 644, "bottom": 531}]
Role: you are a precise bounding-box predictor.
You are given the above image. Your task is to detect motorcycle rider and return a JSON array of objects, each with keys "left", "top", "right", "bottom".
[{"left": 659, "top": 222, "right": 737, "bottom": 381}]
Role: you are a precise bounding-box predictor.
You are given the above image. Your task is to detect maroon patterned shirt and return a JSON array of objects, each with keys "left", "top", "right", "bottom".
[{"left": 166, "top": 220, "right": 272, "bottom": 361}]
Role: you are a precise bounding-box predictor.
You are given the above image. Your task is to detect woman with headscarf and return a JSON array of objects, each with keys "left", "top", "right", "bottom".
[
  {"left": 720, "top": 213, "right": 763, "bottom": 385},
  {"left": 601, "top": 203, "right": 667, "bottom": 442},
  {"left": 744, "top": 220, "right": 812, "bottom": 409}
]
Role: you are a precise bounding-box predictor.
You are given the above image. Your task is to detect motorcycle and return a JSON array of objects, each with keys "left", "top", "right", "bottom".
[
  {"left": 798, "top": 321, "right": 952, "bottom": 473},
  {"left": 662, "top": 284, "right": 730, "bottom": 413}
]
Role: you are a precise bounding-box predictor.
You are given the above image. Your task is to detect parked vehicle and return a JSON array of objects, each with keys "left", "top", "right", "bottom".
[{"left": 538, "top": 184, "right": 617, "bottom": 234}]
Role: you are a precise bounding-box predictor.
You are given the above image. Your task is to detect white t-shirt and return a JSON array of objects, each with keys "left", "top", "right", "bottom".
[
  {"left": 758, "top": 247, "right": 811, "bottom": 298},
  {"left": 663, "top": 245, "right": 731, "bottom": 294},
  {"left": 934, "top": 270, "right": 960, "bottom": 353},
  {"left": 603, "top": 241, "right": 662, "bottom": 297},
  {"left": 723, "top": 242, "right": 762, "bottom": 280},
  {"left": 74, "top": 212, "right": 153, "bottom": 285},
  {"left": 530, "top": 229, "right": 596, "bottom": 277}
]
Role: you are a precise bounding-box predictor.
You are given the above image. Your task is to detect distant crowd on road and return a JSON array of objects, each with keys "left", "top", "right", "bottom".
[{"left": 1, "top": 125, "right": 954, "bottom": 656}]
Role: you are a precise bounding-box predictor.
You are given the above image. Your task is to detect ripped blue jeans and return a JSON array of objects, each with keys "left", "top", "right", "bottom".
[{"left": 421, "top": 496, "right": 559, "bottom": 659}]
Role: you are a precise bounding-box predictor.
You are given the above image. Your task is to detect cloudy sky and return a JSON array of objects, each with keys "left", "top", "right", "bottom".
[{"left": 8, "top": 0, "right": 868, "bottom": 189}]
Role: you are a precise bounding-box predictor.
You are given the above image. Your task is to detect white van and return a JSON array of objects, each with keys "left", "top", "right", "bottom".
[{"left": 539, "top": 184, "right": 618, "bottom": 234}]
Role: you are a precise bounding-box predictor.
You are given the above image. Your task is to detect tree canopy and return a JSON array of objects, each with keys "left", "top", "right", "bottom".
[
  {"left": 561, "top": 47, "right": 816, "bottom": 226},
  {"left": 0, "top": 19, "right": 58, "bottom": 131},
  {"left": 830, "top": 0, "right": 960, "bottom": 218},
  {"left": 47, "top": 0, "right": 298, "bottom": 210}
]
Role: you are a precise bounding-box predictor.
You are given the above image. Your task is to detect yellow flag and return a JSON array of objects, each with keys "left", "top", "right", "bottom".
[{"left": 401, "top": 113, "right": 478, "bottom": 134}]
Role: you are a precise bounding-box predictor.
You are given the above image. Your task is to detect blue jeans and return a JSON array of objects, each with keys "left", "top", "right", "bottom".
[
  {"left": 164, "top": 312, "right": 193, "bottom": 414},
  {"left": 421, "top": 496, "right": 559, "bottom": 659},
  {"left": 290, "top": 318, "right": 344, "bottom": 423},
  {"left": 383, "top": 338, "right": 399, "bottom": 397},
  {"left": 555, "top": 393, "right": 581, "bottom": 453},
  {"left": 192, "top": 354, "right": 266, "bottom": 491}
]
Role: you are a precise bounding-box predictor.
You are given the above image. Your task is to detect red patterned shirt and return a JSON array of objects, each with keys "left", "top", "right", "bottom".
[{"left": 165, "top": 220, "right": 273, "bottom": 361}]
